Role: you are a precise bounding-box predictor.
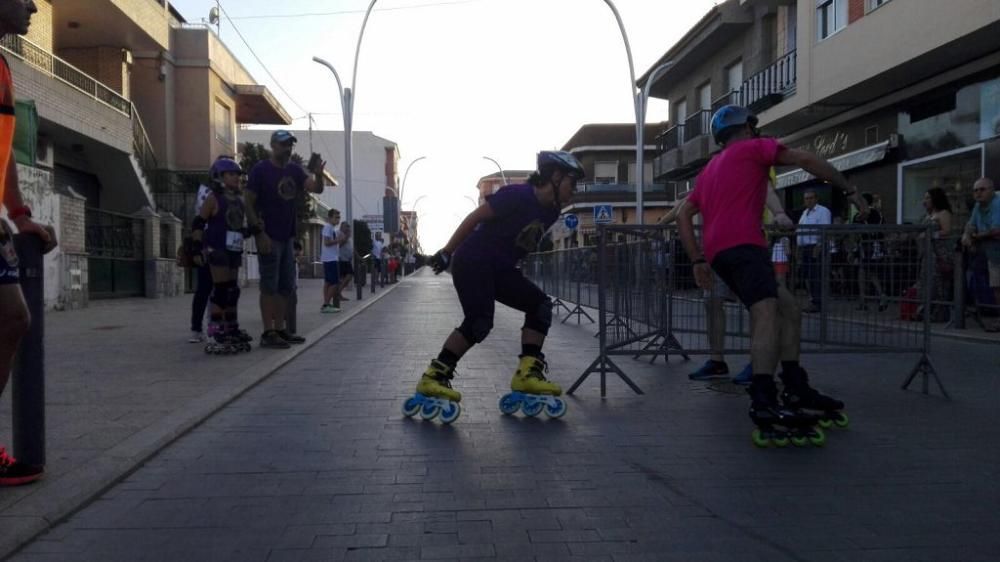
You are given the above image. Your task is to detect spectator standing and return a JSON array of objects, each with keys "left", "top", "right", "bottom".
[
  {"left": 797, "top": 190, "right": 831, "bottom": 312},
  {"left": 188, "top": 176, "right": 214, "bottom": 342},
  {"left": 372, "top": 237, "right": 383, "bottom": 284},
  {"left": 244, "top": 130, "right": 325, "bottom": 347},
  {"left": 962, "top": 178, "right": 1000, "bottom": 331},
  {"left": 1, "top": 0, "right": 58, "bottom": 487},
  {"left": 852, "top": 192, "right": 888, "bottom": 311},
  {"left": 337, "top": 221, "right": 354, "bottom": 302},
  {"left": 320, "top": 209, "right": 345, "bottom": 313}
]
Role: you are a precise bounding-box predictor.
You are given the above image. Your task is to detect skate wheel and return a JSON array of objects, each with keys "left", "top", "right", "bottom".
[
  {"left": 498, "top": 394, "right": 521, "bottom": 416},
  {"left": 439, "top": 402, "right": 461, "bottom": 424},
  {"left": 402, "top": 396, "right": 422, "bottom": 417},
  {"left": 545, "top": 398, "right": 567, "bottom": 419},
  {"left": 791, "top": 435, "right": 808, "bottom": 447},
  {"left": 772, "top": 435, "right": 790, "bottom": 448},
  {"left": 809, "top": 427, "right": 826, "bottom": 447},
  {"left": 522, "top": 400, "right": 544, "bottom": 417},
  {"left": 818, "top": 418, "right": 833, "bottom": 429},
  {"left": 751, "top": 429, "right": 771, "bottom": 448},
  {"left": 833, "top": 412, "right": 849, "bottom": 428},
  {"left": 420, "top": 403, "right": 441, "bottom": 420}
]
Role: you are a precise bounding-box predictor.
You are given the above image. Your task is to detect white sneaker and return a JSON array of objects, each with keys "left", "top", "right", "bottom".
[{"left": 188, "top": 330, "right": 205, "bottom": 343}]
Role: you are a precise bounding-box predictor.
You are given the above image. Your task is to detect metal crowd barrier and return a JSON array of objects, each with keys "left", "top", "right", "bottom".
[{"left": 527, "top": 224, "right": 948, "bottom": 398}]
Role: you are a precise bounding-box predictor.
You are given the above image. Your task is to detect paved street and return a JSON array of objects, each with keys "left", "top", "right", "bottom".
[{"left": 6, "top": 270, "right": 1000, "bottom": 561}]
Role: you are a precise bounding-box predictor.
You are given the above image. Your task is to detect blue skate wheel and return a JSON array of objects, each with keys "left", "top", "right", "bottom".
[
  {"left": 498, "top": 394, "right": 521, "bottom": 415},
  {"left": 545, "top": 398, "right": 567, "bottom": 419},
  {"left": 420, "top": 402, "right": 441, "bottom": 420},
  {"left": 402, "top": 396, "right": 422, "bottom": 418},
  {"left": 522, "top": 400, "right": 544, "bottom": 417},
  {"left": 439, "top": 402, "right": 461, "bottom": 424}
]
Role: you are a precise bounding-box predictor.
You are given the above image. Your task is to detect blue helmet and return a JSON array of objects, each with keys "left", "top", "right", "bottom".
[
  {"left": 210, "top": 156, "right": 242, "bottom": 186},
  {"left": 537, "top": 151, "right": 585, "bottom": 180},
  {"left": 710, "top": 105, "right": 758, "bottom": 145}
]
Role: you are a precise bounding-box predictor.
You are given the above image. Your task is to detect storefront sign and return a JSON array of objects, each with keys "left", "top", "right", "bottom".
[{"left": 777, "top": 140, "right": 891, "bottom": 189}]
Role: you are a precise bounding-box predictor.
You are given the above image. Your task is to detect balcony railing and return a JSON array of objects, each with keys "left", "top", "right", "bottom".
[
  {"left": 655, "top": 124, "right": 684, "bottom": 153},
  {"left": 0, "top": 34, "right": 131, "bottom": 115},
  {"left": 683, "top": 110, "right": 712, "bottom": 143},
  {"left": 709, "top": 50, "right": 798, "bottom": 115}
]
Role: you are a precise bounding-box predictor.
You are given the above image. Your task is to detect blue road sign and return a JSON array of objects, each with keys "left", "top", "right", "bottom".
[
  {"left": 594, "top": 205, "right": 614, "bottom": 224},
  {"left": 564, "top": 214, "right": 579, "bottom": 230}
]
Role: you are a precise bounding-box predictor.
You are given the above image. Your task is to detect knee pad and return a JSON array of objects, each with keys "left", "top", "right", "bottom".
[
  {"left": 211, "top": 281, "right": 240, "bottom": 308},
  {"left": 523, "top": 297, "right": 553, "bottom": 335},
  {"left": 457, "top": 316, "right": 493, "bottom": 344}
]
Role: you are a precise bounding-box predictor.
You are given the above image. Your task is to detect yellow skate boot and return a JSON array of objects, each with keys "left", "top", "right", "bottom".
[
  {"left": 403, "top": 359, "right": 462, "bottom": 423},
  {"left": 499, "top": 355, "right": 567, "bottom": 418}
]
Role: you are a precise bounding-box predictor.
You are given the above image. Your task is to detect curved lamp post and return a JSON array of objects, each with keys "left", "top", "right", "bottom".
[
  {"left": 400, "top": 156, "right": 427, "bottom": 207},
  {"left": 316, "top": 0, "right": 644, "bottom": 226},
  {"left": 482, "top": 156, "right": 508, "bottom": 186}
]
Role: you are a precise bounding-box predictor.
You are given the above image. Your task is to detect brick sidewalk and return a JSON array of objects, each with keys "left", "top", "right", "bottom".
[
  {"left": 6, "top": 270, "right": 1000, "bottom": 561},
  {"left": 0, "top": 276, "right": 403, "bottom": 557}
]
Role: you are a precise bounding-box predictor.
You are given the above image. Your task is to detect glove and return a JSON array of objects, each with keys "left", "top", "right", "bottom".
[{"left": 430, "top": 250, "right": 451, "bottom": 274}]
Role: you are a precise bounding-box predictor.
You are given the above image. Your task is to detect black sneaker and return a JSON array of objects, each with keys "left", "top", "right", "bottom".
[
  {"left": 276, "top": 330, "right": 305, "bottom": 345},
  {"left": 0, "top": 447, "right": 43, "bottom": 486},
  {"left": 260, "top": 330, "right": 291, "bottom": 349}
]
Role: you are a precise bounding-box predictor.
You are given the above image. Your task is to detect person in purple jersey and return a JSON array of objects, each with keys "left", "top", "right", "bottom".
[
  {"left": 402, "top": 151, "right": 584, "bottom": 423},
  {"left": 244, "top": 130, "right": 325, "bottom": 349},
  {"left": 188, "top": 157, "right": 252, "bottom": 353}
]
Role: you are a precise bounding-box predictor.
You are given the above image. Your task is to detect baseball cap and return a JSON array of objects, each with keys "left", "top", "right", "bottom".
[{"left": 271, "top": 130, "right": 298, "bottom": 144}]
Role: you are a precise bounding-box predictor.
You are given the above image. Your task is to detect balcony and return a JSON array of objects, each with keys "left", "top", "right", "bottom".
[
  {"left": 683, "top": 110, "right": 712, "bottom": 143},
  {"left": 54, "top": 0, "right": 171, "bottom": 52}
]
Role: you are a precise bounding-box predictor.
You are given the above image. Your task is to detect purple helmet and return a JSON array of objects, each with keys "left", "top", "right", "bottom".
[
  {"left": 210, "top": 156, "right": 242, "bottom": 186},
  {"left": 537, "top": 151, "right": 585, "bottom": 180}
]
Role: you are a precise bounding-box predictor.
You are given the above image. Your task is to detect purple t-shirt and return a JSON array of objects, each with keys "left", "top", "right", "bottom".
[
  {"left": 455, "top": 184, "right": 559, "bottom": 267},
  {"left": 246, "top": 160, "right": 308, "bottom": 242}
]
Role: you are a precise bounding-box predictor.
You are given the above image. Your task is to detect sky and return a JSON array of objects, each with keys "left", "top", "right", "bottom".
[{"left": 171, "top": 0, "right": 719, "bottom": 250}]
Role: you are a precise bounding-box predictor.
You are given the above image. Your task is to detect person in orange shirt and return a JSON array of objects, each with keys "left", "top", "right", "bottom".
[{"left": 1, "top": 0, "right": 58, "bottom": 487}]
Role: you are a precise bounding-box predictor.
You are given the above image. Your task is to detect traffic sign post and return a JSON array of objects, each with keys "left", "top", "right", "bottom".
[
  {"left": 594, "top": 205, "right": 613, "bottom": 225},
  {"left": 564, "top": 213, "right": 579, "bottom": 230}
]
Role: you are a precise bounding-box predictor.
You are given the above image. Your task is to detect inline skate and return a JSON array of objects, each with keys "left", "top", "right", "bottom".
[
  {"left": 747, "top": 377, "right": 825, "bottom": 448},
  {"left": 402, "top": 359, "right": 462, "bottom": 423},
  {"left": 780, "top": 367, "right": 848, "bottom": 429},
  {"left": 498, "top": 355, "right": 567, "bottom": 419}
]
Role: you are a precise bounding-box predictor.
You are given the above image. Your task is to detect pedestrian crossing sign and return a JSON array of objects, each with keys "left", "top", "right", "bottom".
[{"left": 594, "top": 205, "right": 614, "bottom": 224}]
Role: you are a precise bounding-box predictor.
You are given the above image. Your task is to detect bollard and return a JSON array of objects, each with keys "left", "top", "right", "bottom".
[
  {"left": 12, "top": 233, "right": 46, "bottom": 468},
  {"left": 952, "top": 249, "right": 965, "bottom": 329},
  {"left": 369, "top": 259, "right": 375, "bottom": 295},
  {"left": 355, "top": 256, "right": 363, "bottom": 300}
]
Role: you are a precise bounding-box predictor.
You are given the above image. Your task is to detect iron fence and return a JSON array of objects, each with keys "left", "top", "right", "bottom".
[
  {"left": 85, "top": 208, "right": 146, "bottom": 298},
  {"left": 527, "top": 224, "right": 947, "bottom": 398}
]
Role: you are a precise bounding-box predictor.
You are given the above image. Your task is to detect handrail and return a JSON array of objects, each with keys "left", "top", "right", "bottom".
[{"left": 130, "top": 103, "right": 158, "bottom": 176}]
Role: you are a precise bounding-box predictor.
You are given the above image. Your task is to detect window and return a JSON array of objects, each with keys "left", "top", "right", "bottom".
[
  {"left": 214, "top": 99, "right": 233, "bottom": 144},
  {"left": 816, "top": 0, "right": 847, "bottom": 41},
  {"left": 675, "top": 99, "right": 687, "bottom": 125},
  {"left": 866, "top": 0, "right": 891, "bottom": 12},
  {"left": 726, "top": 61, "right": 743, "bottom": 94},
  {"left": 627, "top": 163, "right": 653, "bottom": 186},
  {"left": 594, "top": 161, "right": 618, "bottom": 184},
  {"left": 698, "top": 83, "right": 712, "bottom": 111}
]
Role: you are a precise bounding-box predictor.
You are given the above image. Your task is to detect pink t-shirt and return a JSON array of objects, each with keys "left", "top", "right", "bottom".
[{"left": 687, "top": 137, "right": 785, "bottom": 263}]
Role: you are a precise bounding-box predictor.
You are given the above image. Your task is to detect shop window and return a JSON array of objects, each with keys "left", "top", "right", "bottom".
[{"left": 898, "top": 146, "right": 982, "bottom": 228}]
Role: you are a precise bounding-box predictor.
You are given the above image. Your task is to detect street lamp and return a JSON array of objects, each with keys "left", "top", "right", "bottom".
[
  {"left": 462, "top": 194, "right": 479, "bottom": 210},
  {"left": 636, "top": 61, "right": 674, "bottom": 224},
  {"left": 400, "top": 156, "right": 427, "bottom": 208},
  {"left": 482, "top": 156, "right": 508, "bottom": 186}
]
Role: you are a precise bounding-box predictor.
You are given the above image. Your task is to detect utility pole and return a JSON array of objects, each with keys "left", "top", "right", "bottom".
[{"left": 308, "top": 112, "right": 314, "bottom": 155}]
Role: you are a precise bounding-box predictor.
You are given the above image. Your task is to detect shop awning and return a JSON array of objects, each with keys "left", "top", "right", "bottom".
[{"left": 776, "top": 139, "right": 893, "bottom": 189}]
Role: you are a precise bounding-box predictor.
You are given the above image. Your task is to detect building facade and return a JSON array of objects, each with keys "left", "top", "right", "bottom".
[
  {"left": 644, "top": 0, "right": 1000, "bottom": 226},
  {"left": 2, "top": 0, "right": 290, "bottom": 305},
  {"left": 556, "top": 123, "right": 672, "bottom": 249}
]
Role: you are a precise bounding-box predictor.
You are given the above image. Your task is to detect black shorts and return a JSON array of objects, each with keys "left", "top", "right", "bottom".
[
  {"left": 208, "top": 249, "right": 242, "bottom": 270},
  {"left": 711, "top": 245, "right": 778, "bottom": 308},
  {"left": 338, "top": 260, "right": 354, "bottom": 276}
]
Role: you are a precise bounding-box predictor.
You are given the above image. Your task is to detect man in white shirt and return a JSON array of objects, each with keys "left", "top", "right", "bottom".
[
  {"left": 372, "top": 237, "right": 384, "bottom": 284},
  {"left": 321, "top": 209, "right": 346, "bottom": 313},
  {"left": 797, "top": 190, "right": 832, "bottom": 312}
]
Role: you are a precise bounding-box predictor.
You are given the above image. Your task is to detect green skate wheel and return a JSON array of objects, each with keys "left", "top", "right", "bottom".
[
  {"left": 498, "top": 394, "right": 520, "bottom": 415},
  {"left": 402, "top": 397, "right": 421, "bottom": 418},
  {"left": 545, "top": 398, "right": 567, "bottom": 419},
  {"left": 809, "top": 427, "right": 826, "bottom": 447},
  {"left": 420, "top": 403, "right": 441, "bottom": 420},
  {"left": 773, "top": 435, "right": 790, "bottom": 447},
  {"left": 818, "top": 418, "right": 833, "bottom": 429},
  {"left": 751, "top": 429, "right": 771, "bottom": 448},
  {"left": 522, "top": 400, "right": 544, "bottom": 417},
  {"left": 833, "top": 412, "right": 849, "bottom": 428},
  {"left": 791, "top": 435, "right": 808, "bottom": 447},
  {"left": 439, "top": 402, "right": 461, "bottom": 424}
]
